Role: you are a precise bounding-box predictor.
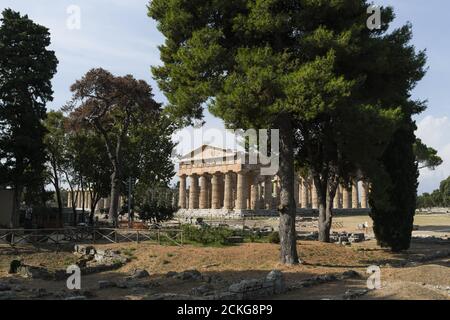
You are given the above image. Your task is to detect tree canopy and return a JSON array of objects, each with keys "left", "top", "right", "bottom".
[
  {"left": 414, "top": 138, "right": 443, "bottom": 170},
  {"left": 149, "top": 0, "right": 428, "bottom": 260},
  {"left": 417, "top": 176, "right": 450, "bottom": 209},
  {"left": 0, "top": 9, "right": 58, "bottom": 226},
  {"left": 67, "top": 68, "right": 175, "bottom": 226}
]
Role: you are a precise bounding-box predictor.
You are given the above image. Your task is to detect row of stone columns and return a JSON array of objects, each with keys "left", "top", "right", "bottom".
[
  {"left": 67, "top": 191, "right": 93, "bottom": 210},
  {"left": 67, "top": 191, "right": 125, "bottom": 212},
  {"left": 179, "top": 173, "right": 370, "bottom": 211},
  {"left": 296, "top": 178, "right": 370, "bottom": 209},
  {"left": 179, "top": 172, "right": 278, "bottom": 211}
]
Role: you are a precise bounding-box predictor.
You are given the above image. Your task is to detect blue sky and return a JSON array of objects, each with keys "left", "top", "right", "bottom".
[{"left": 1, "top": 0, "right": 449, "bottom": 193}]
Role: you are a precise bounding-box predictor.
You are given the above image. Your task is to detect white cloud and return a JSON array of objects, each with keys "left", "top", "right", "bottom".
[{"left": 416, "top": 115, "right": 450, "bottom": 193}]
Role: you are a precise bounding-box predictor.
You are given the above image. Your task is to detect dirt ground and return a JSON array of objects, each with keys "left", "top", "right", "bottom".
[{"left": 0, "top": 213, "right": 449, "bottom": 300}]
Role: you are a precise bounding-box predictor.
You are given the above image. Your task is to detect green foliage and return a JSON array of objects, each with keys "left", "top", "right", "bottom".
[
  {"left": 417, "top": 176, "right": 450, "bottom": 208},
  {"left": 123, "top": 114, "right": 176, "bottom": 192},
  {"left": 414, "top": 138, "right": 443, "bottom": 170},
  {"left": 149, "top": 0, "right": 427, "bottom": 253},
  {"left": 138, "top": 199, "right": 176, "bottom": 223},
  {"left": 67, "top": 68, "right": 175, "bottom": 225},
  {"left": 365, "top": 20, "right": 427, "bottom": 252},
  {"left": 182, "top": 225, "right": 234, "bottom": 246},
  {"left": 439, "top": 177, "right": 450, "bottom": 207},
  {"left": 370, "top": 127, "right": 418, "bottom": 252},
  {"left": 44, "top": 111, "right": 67, "bottom": 214},
  {"left": 0, "top": 9, "right": 58, "bottom": 223},
  {"left": 268, "top": 231, "right": 280, "bottom": 244}
]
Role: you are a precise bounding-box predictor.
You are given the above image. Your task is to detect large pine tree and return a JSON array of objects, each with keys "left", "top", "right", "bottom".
[
  {"left": 0, "top": 9, "right": 58, "bottom": 227},
  {"left": 149, "top": 0, "right": 427, "bottom": 260}
]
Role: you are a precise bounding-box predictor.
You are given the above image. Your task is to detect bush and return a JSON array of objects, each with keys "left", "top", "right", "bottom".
[
  {"left": 370, "top": 127, "right": 417, "bottom": 252},
  {"left": 139, "top": 201, "right": 176, "bottom": 223},
  {"left": 268, "top": 231, "right": 280, "bottom": 244},
  {"left": 182, "top": 225, "right": 234, "bottom": 246}
]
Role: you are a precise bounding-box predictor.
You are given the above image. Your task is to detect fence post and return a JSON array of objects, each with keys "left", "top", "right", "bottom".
[{"left": 137, "top": 231, "right": 140, "bottom": 243}]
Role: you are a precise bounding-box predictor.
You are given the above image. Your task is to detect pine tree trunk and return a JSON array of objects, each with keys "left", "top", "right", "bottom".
[
  {"left": 109, "top": 168, "right": 120, "bottom": 227},
  {"left": 90, "top": 195, "right": 99, "bottom": 226},
  {"left": 318, "top": 199, "right": 333, "bottom": 242},
  {"left": 315, "top": 175, "right": 337, "bottom": 243},
  {"left": 54, "top": 186, "right": 62, "bottom": 225},
  {"left": 11, "top": 187, "right": 22, "bottom": 228},
  {"left": 277, "top": 117, "right": 300, "bottom": 265},
  {"left": 51, "top": 162, "right": 63, "bottom": 226}
]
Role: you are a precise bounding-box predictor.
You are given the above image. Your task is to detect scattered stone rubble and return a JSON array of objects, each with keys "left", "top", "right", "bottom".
[
  {"left": 208, "top": 270, "right": 286, "bottom": 300},
  {"left": 8, "top": 260, "right": 67, "bottom": 281},
  {"left": 289, "top": 270, "right": 361, "bottom": 290},
  {"left": 297, "top": 231, "right": 366, "bottom": 245},
  {"left": 7, "top": 245, "right": 129, "bottom": 281},
  {"left": 166, "top": 269, "right": 203, "bottom": 281},
  {"left": 381, "top": 248, "right": 450, "bottom": 268},
  {"left": 95, "top": 268, "right": 157, "bottom": 291},
  {"left": 147, "top": 269, "right": 286, "bottom": 300},
  {"left": 343, "top": 289, "right": 369, "bottom": 300},
  {"left": 145, "top": 269, "right": 364, "bottom": 300},
  {"left": 73, "top": 245, "right": 129, "bottom": 274}
]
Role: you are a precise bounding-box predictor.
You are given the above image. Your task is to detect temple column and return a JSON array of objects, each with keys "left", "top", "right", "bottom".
[
  {"left": 361, "top": 181, "right": 369, "bottom": 209},
  {"left": 307, "top": 183, "right": 312, "bottom": 208},
  {"left": 219, "top": 174, "right": 225, "bottom": 208},
  {"left": 258, "top": 182, "right": 264, "bottom": 209},
  {"left": 224, "top": 172, "right": 234, "bottom": 210},
  {"left": 342, "top": 185, "right": 352, "bottom": 209},
  {"left": 67, "top": 191, "right": 72, "bottom": 208},
  {"left": 207, "top": 177, "right": 212, "bottom": 208},
  {"left": 235, "top": 171, "right": 248, "bottom": 210},
  {"left": 311, "top": 182, "right": 319, "bottom": 209},
  {"left": 333, "top": 185, "right": 341, "bottom": 209},
  {"left": 211, "top": 173, "right": 222, "bottom": 209},
  {"left": 232, "top": 173, "right": 237, "bottom": 209},
  {"left": 352, "top": 179, "right": 359, "bottom": 209},
  {"left": 199, "top": 174, "right": 208, "bottom": 209},
  {"left": 86, "top": 193, "right": 91, "bottom": 210},
  {"left": 189, "top": 174, "right": 199, "bottom": 209},
  {"left": 172, "top": 193, "right": 177, "bottom": 207},
  {"left": 264, "top": 176, "right": 272, "bottom": 210},
  {"left": 250, "top": 173, "right": 259, "bottom": 210},
  {"left": 301, "top": 178, "right": 308, "bottom": 208},
  {"left": 274, "top": 180, "right": 280, "bottom": 209},
  {"left": 105, "top": 197, "right": 111, "bottom": 209}
]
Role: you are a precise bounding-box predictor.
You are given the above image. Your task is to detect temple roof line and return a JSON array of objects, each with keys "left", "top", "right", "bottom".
[{"left": 180, "top": 144, "right": 243, "bottom": 163}]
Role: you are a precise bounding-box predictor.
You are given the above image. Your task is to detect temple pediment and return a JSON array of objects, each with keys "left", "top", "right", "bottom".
[{"left": 179, "top": 145, "right": 239, "bottom": 164}]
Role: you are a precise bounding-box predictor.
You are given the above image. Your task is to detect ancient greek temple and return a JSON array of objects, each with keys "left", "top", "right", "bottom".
[
  {"left": 67, "top": 191, "right": 125, "bottom": 212},
  {"left": 177, "top": 145, "right": 370, "bottom": 218}
]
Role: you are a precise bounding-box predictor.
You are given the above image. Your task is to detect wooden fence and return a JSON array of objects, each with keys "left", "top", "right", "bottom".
[{"left": 0, "top": 227, "right": 183, "bottom": 247}]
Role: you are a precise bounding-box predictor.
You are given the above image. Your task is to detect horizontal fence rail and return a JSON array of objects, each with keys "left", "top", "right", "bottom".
[{"left": 0, "top": 227, "right": 183, "bottom": 247}]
